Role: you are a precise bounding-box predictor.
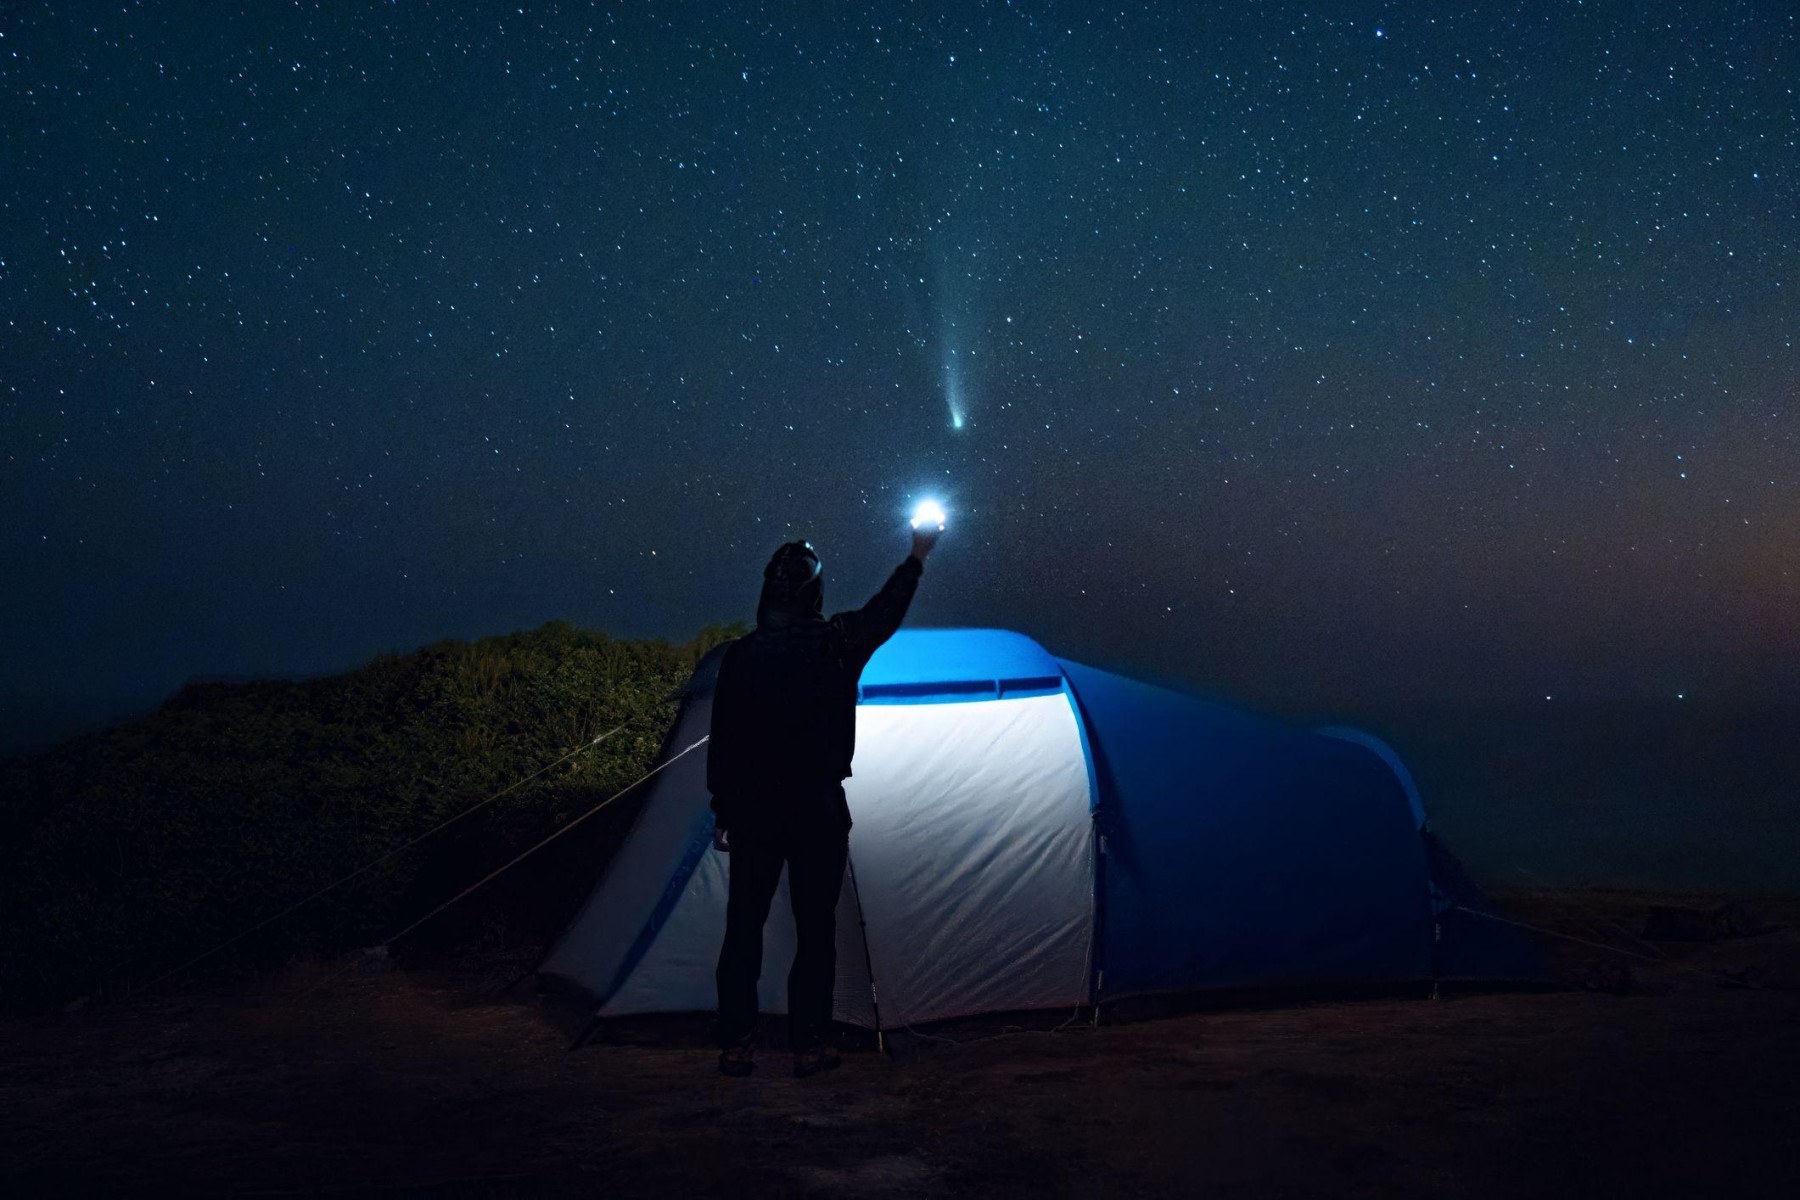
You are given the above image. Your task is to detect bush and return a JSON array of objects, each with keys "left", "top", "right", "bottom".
[{"left": 0, "top": 620, "right": 744, "bottom": 1009}]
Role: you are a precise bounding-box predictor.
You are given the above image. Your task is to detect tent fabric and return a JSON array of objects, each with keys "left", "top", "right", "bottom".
[
  {"left": 841, "top": 693, "right": 1094, "bottom": 1025},
  {"left": 538, "top": 649, "right": 724, "bottom": 1001},
  {"left": 586, "top": 690, "right": 1094, "bottom": 1026},
  {"left": 596, "top": 806, "right": 879, "bottom": 1023},
  {"left": 1059, "top": 661, "right": 1436, "bottom": 999},
  {"left": 540, "top": 628, "right": 1538, "bottom": 1029},
  {"left": 856, "top": 627, "right": 1067, "bottom": 703},
  {"left": 1316, "top": 726, "right": 1429, "bottom": 830}
]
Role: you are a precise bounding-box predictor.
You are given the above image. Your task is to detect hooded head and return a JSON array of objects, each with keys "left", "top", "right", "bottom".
[{"left": 757, "top": 540, "right": 823, "bottom": 625}]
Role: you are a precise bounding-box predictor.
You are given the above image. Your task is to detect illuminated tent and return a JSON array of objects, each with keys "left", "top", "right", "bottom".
[{"left": 541, "top": 629, "right": 1536, "bottom": 1031}]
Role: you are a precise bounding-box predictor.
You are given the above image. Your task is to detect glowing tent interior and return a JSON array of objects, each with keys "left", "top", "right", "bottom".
[{"left": 540, "top": 628, "right": 1538, "bottom": 1032}]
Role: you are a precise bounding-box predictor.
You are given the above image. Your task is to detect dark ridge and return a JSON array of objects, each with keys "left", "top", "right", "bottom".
[{"left": 0, "top": 620, "right": 745, "bottom": 1011}]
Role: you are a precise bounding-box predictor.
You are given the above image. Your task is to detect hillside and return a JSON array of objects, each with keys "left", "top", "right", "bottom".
[{"left": 0, "top": 621, "right": 742, "bottom": 1010}]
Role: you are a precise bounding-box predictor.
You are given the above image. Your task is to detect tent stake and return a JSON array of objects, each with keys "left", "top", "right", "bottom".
[
  {"left": 568, "top": 1009, "right": 604, "bottom": 1052},
  {"left": 494, "top": 962, "right": 541, "bottom": 997}
]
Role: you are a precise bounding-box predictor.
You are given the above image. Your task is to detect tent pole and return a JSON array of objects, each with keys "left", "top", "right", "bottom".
[
  {"left": 1429, "top": 917, "right": 1443, "bottom": 1001},
  {"left": 1089, "top": 821, "right": 1106, "bottom": 1027},
  {"left": 845, "top": 851, "right": 886, "bottom": 1056}
]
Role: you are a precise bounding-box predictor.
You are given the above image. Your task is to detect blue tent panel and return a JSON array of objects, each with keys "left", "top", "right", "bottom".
[
  {"left": 1060, "top": 661, "right": 1436, "bottom": 998},
  {"left": 1317, "top": 726, "right": 1428, "bottom": 830},
  {"left": 860, "top": 628, "right": 1065, "bottom": 703}
]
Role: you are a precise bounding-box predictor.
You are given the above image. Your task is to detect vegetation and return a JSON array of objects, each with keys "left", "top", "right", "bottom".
[{"left": 0, "top": 621, "right": 744, "bottom": 1010}]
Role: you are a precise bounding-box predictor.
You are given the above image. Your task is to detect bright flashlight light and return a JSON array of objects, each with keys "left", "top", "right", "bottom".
[{"left": 911, "top": 499, "right": 947, "bottom": 531}]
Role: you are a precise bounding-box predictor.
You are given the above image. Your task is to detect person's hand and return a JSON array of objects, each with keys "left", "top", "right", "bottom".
[
  {"left": 712, "top": 825, "right": 730, "bottom": 853},
  {"left": 910, "top": 524, "right": 942, "bottom": 563}
]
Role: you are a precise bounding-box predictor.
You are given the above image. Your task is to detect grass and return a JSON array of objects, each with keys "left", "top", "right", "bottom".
[{"left": 0, "top": 620, "right": 744, "bottom": 1010}]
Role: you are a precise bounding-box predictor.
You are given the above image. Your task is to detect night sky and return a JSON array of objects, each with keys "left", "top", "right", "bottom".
[{"left": 4, "top": 2, "right": 1796, "bottom": 747}]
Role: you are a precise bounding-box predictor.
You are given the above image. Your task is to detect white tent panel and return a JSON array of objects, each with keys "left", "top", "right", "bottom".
[
  {"left": 598, "top": 840, "right": 877, "bottom": 1027},
  {"left": 537, "top": 703, "right": 714, "bottom": 998},
  {"left": 846, "top": 692, "right": 1094, "bottom": 1026},
  {"left": 583, "top": 690, "right": 1093, "bottom": 1030}
]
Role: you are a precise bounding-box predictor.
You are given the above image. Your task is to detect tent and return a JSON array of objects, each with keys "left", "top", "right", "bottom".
[{"left": 541, "top": 628, "right": 1537, "bottom": 1032}]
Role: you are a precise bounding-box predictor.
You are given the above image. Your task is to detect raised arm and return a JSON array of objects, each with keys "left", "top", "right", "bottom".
[{"left": 833, "top": 524, "right": 941, "bottom": 669}]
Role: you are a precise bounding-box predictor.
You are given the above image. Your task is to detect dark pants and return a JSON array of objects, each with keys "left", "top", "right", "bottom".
[{"left": 714, "top": 808, "right": 850, "bottom": 1051}]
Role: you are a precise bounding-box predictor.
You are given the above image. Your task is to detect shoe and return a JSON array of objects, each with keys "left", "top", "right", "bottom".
[
  {"left": 792, "top": 1047, "right": 841, "bottom": 1079},
  {"left": 718, "top": 1044, "right": 755, "bottom": 1077}
]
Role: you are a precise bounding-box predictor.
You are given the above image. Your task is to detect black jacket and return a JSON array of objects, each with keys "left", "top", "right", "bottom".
[{"left": 707, "top": 555, "right": 922, "bottom": 831}]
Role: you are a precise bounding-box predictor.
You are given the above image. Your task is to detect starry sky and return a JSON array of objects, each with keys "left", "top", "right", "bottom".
[{"left": 3, "top": 1, "right": 1796, "bottom": 749}]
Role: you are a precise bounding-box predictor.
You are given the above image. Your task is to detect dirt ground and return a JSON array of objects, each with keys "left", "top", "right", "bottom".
[{"left": 3, "top": 891, "right": 1798, "bottom": 1197}]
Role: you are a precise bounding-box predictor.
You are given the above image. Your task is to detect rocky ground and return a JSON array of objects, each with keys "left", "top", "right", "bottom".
[{"left": 2, "top": 890, "right": 1797, "bottom": 1197}]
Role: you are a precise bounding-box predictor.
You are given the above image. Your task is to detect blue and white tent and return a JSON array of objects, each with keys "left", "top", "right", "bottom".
[{"left": 542, "top": 629, "right": 1536, "bottom": 1029}]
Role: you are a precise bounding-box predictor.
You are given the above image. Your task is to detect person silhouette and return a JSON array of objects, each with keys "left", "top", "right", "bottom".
[{"left": 707, "top": 518, "right": 942, "bottom": 1077}]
